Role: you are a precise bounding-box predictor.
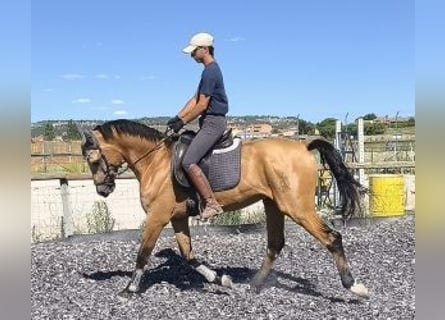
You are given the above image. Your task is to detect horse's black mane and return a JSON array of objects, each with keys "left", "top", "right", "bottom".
[{"left": 94, "top": 119, "right": 165, "bottom": 142}]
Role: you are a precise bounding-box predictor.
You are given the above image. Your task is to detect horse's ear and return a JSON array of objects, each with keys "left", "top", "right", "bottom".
[
  {"left": 83, "top": 129, "right": 99, "bottom": 149},
  {"left": 76, "top": 123, "right": 87, "bottom": 146},
  {"left": 77, "top": 123, "right": 98, "bottom": 146}
]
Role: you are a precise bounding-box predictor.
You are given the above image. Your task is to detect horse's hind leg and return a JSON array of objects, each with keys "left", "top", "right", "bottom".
[
  {"left": 296, "top": 213, "right": 369, "bottom": 298},
  {"left": 171, "top": 216, "right": 232, "bottom": 287},
  {"left": 251, "top": 198, "right": 285, "bottom": 292}
]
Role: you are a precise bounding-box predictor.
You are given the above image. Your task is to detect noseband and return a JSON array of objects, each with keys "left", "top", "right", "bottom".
[{"left": 84, "top": 147, "right": 118, "bottom": 184}]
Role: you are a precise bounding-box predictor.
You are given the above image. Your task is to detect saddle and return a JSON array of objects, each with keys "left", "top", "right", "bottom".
[{"left": 171, "top": 128, "right": 242, "bottom": 191}]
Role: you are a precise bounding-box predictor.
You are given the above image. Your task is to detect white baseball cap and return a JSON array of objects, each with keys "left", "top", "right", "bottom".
[{"left": 182, "top": 32, "right": 214, "bottom": 54}]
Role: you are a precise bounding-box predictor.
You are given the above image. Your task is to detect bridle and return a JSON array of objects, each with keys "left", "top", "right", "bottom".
[
  {"left": 91, "top": 128, "right": 175, "bottom": 177},
  {"left": 83, "top": 147, "right": 119, "bottom": 184}
]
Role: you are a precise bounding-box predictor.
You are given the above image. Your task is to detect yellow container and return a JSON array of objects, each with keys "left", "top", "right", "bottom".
[{"left": 369, "top": 174, "right": 405, "bottom": 217}]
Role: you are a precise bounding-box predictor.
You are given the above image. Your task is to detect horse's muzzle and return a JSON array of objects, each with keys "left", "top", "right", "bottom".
[{"left": 96, "top": 182, "right": 115, "bottom": 197}]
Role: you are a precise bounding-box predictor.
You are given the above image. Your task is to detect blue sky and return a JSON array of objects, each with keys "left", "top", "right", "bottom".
[{"left": 32, "top": 0, "right": 414, "bottom": 123}]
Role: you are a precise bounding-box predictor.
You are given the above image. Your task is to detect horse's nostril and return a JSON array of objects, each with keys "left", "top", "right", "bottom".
[
  {"left": 101, "top": 192, "right": 110, "bottom": 198},
  {"left": 96, "top": 185, "right": 112, "bottom": 197}
]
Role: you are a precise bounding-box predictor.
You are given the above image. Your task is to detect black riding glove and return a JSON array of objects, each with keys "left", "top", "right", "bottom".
[{"left": 167, "top": 116, "right": 185, "bottom": 133}]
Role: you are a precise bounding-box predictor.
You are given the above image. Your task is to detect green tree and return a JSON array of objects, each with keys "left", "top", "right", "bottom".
[
  {"left": 66, "top": 119, "right": 81, "bottom": 141},
  {"left": 364, "top": 122, "right": 385, "bottom": 135},
  {"left": 343, "top": 122, "right": 358, "bottom": 139},
  {"left": 43, "top": 122, "right": 55, "bottom": 141},
  {"left": 316, "top": 118, "right": 337, "bottom": 140},
  {"left": 298, "top": 119, "right": 315, "bottom": 135},
  {"left": 363, "top": 113, "right": 377, "bottom": 120},
  {"left": 344, "top": 123, "right": 357, "bottom": 137}
]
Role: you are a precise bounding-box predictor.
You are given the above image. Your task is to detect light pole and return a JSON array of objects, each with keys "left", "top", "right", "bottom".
[{"left": 296, "top": 113, "right": 300, "bottom": 138}]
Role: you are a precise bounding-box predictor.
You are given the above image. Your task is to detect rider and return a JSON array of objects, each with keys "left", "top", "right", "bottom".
[{"left": 167, "top": 32, "right": 228, "bottom": 220}]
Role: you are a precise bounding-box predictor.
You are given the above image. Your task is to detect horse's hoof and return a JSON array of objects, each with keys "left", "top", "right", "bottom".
[
  {"left": 350, "top": 281, "right": 370, "bottom": 299},
  {"left": 128, "top": 283, "right": 139, "bottom": 292},
  {"left": 221, "top": 274, "right": 232, "bottom": 288},
  {"left": 250, "top": 284, "right": 262, "bottom": 293},
  {"left": 118, "top": 284, "right": 140, "bottom": 300},
  {"left": 249, "top": 282, "right": 263, "bottom": 294},
  {"left": 250, "top": 272, "right": 267, "bottom": 293},
  {"left": 117, "top": 289, "right": 133, "bottom": 300}
]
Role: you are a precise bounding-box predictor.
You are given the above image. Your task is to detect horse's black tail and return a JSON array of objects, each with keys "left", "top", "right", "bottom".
[{"left": 307, "top": 138, "right": 364, "bottom": 219}]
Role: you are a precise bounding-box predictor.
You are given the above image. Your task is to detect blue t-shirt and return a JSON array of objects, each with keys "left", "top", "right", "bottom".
[{"left": 198, "top": 61, "right": 229, "bottom": 115}]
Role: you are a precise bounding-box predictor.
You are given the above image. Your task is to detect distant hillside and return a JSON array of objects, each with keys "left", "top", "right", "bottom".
[{"left": 31, "top": 115, "right": 415, "bottom": 140}]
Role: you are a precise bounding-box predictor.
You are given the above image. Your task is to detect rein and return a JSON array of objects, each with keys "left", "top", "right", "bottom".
[{"left": 116, "top": 128, "right": 174, "bottom": 176}]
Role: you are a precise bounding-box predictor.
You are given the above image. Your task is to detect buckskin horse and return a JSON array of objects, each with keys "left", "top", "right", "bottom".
[{"left": 80, "top": 119, "right": 369, "bottom": 299}]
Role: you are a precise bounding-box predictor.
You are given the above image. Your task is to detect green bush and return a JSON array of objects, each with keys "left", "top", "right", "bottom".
[
  {"left": 85, "top": 200, "right": 115, "bottom": 233},
  {"left": 213, "top": 210, "right": 243, "bottom": 225},
  {"left": 212, "top": 209, "right": 266, "bottom": 225}
]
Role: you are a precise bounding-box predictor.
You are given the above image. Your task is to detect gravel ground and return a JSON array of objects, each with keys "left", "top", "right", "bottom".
[{"left": 31, "top": 215, "right": 415, "bottom": 319}]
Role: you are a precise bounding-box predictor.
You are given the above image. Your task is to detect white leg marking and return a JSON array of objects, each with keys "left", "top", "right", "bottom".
[
  {"left": 350, "top": 280, "right": 370, "bottom": 299},
  {"left": 128, "top": 269, "right": 144, "bottom": 292},
  {"left": 195, "top": 264, "right": 217, "bottom": 283},
  {"left": 221, "top": 274, "right": 233, "bottom": 288}
]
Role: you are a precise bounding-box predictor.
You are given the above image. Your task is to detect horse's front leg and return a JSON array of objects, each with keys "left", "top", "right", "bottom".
[
  {"left": 171, "top": 215, "right": 232, "bottom": 287},
  {"left": 119, "top": 215, "right": 167, "bottom": 298}
]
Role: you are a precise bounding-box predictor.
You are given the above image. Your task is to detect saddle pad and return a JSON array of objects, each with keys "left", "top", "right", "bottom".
[
  {"left": 172, "top": 137, "right": 242, "bottom": 192},
  {"left": 207, "top": 138, "right": 242, "bottom": 191}
]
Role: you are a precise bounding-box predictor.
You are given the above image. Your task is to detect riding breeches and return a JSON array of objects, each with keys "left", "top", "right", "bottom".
[{"left": 182, "top": 114, "right": 227, "bottom": 170}]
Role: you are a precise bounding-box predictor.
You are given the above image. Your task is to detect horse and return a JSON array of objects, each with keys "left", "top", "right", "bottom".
[{"left": 79, "top": 119, "right": 369, "bottom": 299}]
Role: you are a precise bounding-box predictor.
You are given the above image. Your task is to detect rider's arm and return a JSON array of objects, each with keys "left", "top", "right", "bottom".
[{"left": 178, "top": 93, "right": 210, "bottom": 123}]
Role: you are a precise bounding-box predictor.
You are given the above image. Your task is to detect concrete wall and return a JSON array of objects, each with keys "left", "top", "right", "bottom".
[
  {"left": 31, "top": 174, "right": 415, "bottom": 242},
  {"left": 31, "top": 179, "right": 146, "bottom": 241},
  {"left": 31, "top": 179, "right": 266, "bottom": 241}
]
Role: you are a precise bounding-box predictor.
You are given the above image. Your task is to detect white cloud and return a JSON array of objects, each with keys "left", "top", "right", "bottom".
[
  {"left": 43, "top": 88, "right": 55, "bottom": 92},
  {"left": 111, "top": 99, "right": 125, "bottom": 105},
  {"left": 61, "top": 73, "right": 85, "bottom": 80},
  {"left": 114, "top": 110, "right": 128, "bottom": 115},
  {"left": 226, "top": 36, "right": 245, "bottom": 42},
  {"left": 94, "top": 74, "right": 121, "bottom": 80},
  {"left": 141, "top": 75, "right": 156, "bottom": 80},
  {"left": 95, "top": 74, "right": 110, "bottom": 80},
  {"left": 72, "top": 98, "right": 91, "bottom": 104}
]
